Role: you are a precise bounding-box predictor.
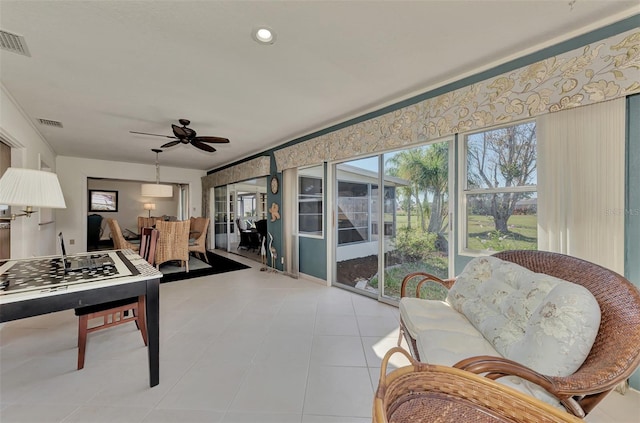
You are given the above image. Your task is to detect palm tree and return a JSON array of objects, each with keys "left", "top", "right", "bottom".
[{"left": 386, "top": 144, "right": 448, "bottom": 234}]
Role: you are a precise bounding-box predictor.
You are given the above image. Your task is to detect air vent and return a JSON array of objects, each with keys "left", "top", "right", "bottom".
[
  {"left": 37, "top": 118, "right": 63, "bottom": 128},
  {"left": 0, "top": 30, "right": 30, "bottom": 57}
]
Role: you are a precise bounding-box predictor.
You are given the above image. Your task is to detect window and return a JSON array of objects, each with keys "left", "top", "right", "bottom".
[
  {"left": 238, "top": 193, "right": 256, "bottom": 217},
  {"left": 298, "top": 169, "right": 323, "bottom": 236},
  {"left": 461, "top": 121, "right": 537, "bottom": 253},
  {"left": 337, "top": 181, "right": 370, "bottom": 244},
  {"left": 370, "top": 185, "right": 396, "bottom": 239}
]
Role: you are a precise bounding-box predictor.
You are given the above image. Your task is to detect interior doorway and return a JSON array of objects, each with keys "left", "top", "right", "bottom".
[
  {"left": 212, "top": 178, "right": 267, "bottom": 264},
  {"left": 0, "top": 141, "right": 10, "bottom": 259}
]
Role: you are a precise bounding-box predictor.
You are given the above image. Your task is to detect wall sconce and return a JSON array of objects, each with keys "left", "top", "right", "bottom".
[
  {"left": 0, "top": 167, "right": 67, "bottom": 220},
  {"left": 143, "top": 202, "right": 156, "bottom": 217},
  {"left": 141, "top": 149, "right": 173, "bottom": 197}
]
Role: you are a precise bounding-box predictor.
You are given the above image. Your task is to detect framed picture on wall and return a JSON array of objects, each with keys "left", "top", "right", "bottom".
[{"left": 89, "top": 190, "right": 118, "bottom": 212}]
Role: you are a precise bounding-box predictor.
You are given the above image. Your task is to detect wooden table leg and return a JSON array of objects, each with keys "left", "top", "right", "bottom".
[{"left": 145, "top": 278, "right": 160, "bottom": 387}]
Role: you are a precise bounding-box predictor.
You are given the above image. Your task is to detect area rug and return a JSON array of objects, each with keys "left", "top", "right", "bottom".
[{"left": 160, "top": 251, "right": 250, "bottom": 283}]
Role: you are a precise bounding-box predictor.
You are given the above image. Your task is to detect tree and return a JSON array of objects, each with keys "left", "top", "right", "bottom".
[
  {"left": 466, "top": 122, "right": 536, "bottom": 233},
  {"left": 386, "top": 143, "right": 449, "bottom": 235},
  {"left": 422, "top": 143, "right": 448, "bottom": 233}
]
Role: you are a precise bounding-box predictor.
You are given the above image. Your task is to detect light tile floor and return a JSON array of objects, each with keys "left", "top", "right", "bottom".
[{"left": 1, "top": 252, "right": 639, "bottom": 422}]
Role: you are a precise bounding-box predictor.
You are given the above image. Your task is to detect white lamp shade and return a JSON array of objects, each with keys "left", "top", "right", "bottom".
[
  {"left": 141, "top": 183, "right": 173, "bottom": 197},
  {"left": 0, "top": 167, "right": 67, "bottom": 208},
  {"left": 143, "top": 203, "right": 156, "bottom": 211}
]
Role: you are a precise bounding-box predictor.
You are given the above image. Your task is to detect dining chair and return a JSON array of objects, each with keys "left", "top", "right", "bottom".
[
  {"left": 155, "top": 220, "right": 190, "bottom": 272},
  {"left": 75, "top": 227, "right": 159, "bottom": 370},
  {"left": 137, "top": 216, "right": 161, "bottom": 236},
  {"left": 87, "top": 214, "right": 103, "bottom": 250},
  {"left": 107, "top": 218, "right": 139, "bottom": 252},
  {"left": 188, "top": 216, "right": 210, "bottom": 263}
]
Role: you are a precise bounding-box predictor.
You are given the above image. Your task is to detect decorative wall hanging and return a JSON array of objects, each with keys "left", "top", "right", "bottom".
[
  {"left": 89, "top": 190, "right": 118, "bottom": 212},
  {"left": 269, "top": 202, "right": 280, "bottom": 222},
  {"left": 270, "top": 175, "right": 279, "bottom": 194}
]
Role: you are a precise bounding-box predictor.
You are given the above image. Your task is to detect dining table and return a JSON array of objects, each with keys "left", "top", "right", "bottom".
[{"left": 0, "top": 249, "right": 163, "bottom": 387}]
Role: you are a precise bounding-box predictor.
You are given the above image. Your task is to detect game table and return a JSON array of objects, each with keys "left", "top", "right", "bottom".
[{"left": 0, "top": 249, "right": 163, "bottom": 387}]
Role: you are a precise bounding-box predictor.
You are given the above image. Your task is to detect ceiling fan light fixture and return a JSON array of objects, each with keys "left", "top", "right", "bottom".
[{"left": 252, "top": 26, "right": 276, "bottom": 45}]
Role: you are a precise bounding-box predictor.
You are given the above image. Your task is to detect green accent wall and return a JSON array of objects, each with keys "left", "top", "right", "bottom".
[
  {"left": 267, "top": 153, "right": 283, "bottom": 271},
  {"left": 299, "top": 237, "right": 327, "bottom": 279},
  {"left": 626, "top": 94, "right": 640, "bottom": 390}
]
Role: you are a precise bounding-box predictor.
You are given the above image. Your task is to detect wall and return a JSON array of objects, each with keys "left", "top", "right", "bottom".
[
  {"left": 87, "top": 178, "right": 179, "bottom": 241},
  {"left": 56, "top": 156, "right": 205, "bottom": 254},
  {"left": 0, "top": 85, "right": 59, "bottom": 259},
  {"left": 626, "top": 94, "right": 640, "bottom": 389}
]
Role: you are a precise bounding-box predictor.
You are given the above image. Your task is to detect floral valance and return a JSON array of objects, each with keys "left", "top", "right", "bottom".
[
  {"left": 274, "top": 29, "right": 640, "bottom": 171},
  {"left": 203, "top": 155, "right": 270, "bottom": 188}
]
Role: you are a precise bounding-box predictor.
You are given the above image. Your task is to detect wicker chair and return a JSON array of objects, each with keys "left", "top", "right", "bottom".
[
  {"left": 374, "top": 347, "right": 581, "bottom": 423},
  {"left": 106, "top": 218, "right": 139, "bottom": 252},
  {"left": 155, "top": 220, "right": 190, "bottom": 272},
  {"left": 188, "top": 217, "right": 210, "bottom": 263},
  {"left": 137, "top": 216, "right": 160, "bottom": 236},
  {"left": 398, "top": 250, "right": 640, "bottom": 417}
]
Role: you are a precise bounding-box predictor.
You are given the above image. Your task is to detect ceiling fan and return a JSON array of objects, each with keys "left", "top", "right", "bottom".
[{"left": 130, "top": 119, "right": 230, "bottom": 152}]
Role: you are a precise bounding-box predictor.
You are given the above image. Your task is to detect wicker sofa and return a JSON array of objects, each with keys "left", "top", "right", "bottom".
[{"left": 398, "top": 250, "right": 640, "bottom": 418}]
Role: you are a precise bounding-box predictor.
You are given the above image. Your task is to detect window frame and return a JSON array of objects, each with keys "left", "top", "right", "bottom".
[
  {"left": 458, "top": 119, "right": 538, "bottom": 256},
  {"left": 298, "top": 167, "right": 324, "bottom": 239}
]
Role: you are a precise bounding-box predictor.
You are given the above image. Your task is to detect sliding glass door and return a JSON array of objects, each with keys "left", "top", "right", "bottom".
[
  {"left": 332, "top": 139, "right": 452, "bottom": 302},
  {"left": 213, "top": 185, "right": 229, "bottom": 251},
  {"left": 334, "top": 157, "right": 380, "bottom": 297},
  {"left": 381, "top": 141, "right": 450, "bottom": 301}
]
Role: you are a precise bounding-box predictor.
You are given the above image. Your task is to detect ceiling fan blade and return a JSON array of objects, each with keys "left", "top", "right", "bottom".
[
  {"left": 194, "top": 136, "right": 230, "bottom": 144},
  {"left": 160, "top": 140, "right": 181, "bottom": 148},
  {"left": 130, "top": 131, "right": 176, "bottom": 139},
  {"left": 192, "top": 140, "right": 216, "bottom": 152},
  {"left": 171, "top": 124, "right": 189, "bottom": 139}
]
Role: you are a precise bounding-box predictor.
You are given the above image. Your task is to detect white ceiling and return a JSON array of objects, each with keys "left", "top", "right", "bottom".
[{"left": 1, "top": 1, "right": 637, "bottom": 171}]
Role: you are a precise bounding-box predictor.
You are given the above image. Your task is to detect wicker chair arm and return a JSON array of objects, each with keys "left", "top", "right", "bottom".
[
  {"left": 454, "top": 355, "right": 585, "bottom": 418},
  {"left": 400, "top": 272, "right": 455, "bottom": 298}
]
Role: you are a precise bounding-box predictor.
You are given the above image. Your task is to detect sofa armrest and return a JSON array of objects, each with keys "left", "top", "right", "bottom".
[
  {"left": 454, "top": 355, "right": 585, "bottom": 418},
  {"left": 400, "top": 271, "right": 456, "bottom": 298}
]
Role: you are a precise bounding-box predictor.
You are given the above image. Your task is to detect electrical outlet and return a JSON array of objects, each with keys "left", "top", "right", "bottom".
[{"left": 69, "top": 239, "right": 75, "bottom": 245}]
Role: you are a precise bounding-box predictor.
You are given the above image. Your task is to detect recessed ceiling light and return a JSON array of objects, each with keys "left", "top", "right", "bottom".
[{"left": 252, "top": 26, "right": 276, "bottom": 45}]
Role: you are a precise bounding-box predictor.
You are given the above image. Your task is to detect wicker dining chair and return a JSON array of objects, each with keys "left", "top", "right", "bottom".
[
  {"left": 374, "top": 347, "right": 582, "bottom": 423},
  {"left": 155, "top": 219, "right": 190, "bottom": 272},
  {"left": 137, "top": 216, "right": 161, "bottom": 236},
  {"left": 398, "top": 250, "right": 640, "bottom": 417},
  {"left": 107, "top": 218, "right": 139, "bottom": 252},
  {"left": 188, "top": 217, "right": 210, "bottom": 263},
  {"left": 75, "top": 227, "right": 158, "bottom": 370}
]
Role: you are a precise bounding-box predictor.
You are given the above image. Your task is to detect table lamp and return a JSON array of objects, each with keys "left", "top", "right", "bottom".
[
  {"left": 143, "top": 203, "right": 156, "bottom": 218},
  {"left": 0, "top": 167, "right": 67, "bottom": 220}
]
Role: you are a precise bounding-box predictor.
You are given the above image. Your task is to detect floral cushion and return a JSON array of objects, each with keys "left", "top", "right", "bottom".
[{"left": 447, "top": 256, "right": 601, "bottom": 377}]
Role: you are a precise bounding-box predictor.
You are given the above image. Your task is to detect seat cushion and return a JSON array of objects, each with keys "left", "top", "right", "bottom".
[
  {"left": 415, "top": 327, "right": 501, "bottom": 367},
  {"left": 400, "top": 298, "right": 477, "bottom": 338}
]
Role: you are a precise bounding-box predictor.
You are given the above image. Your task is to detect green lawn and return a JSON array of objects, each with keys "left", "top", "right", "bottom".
[
  {"left": 363, "top": 211, "right": 535, "bottom": 299},
  {"left": 467, "top": 214, "right": 537, "bottom": 251},
  {"left": 370, "top": 256, "right": 448, "bottom": 300}
]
